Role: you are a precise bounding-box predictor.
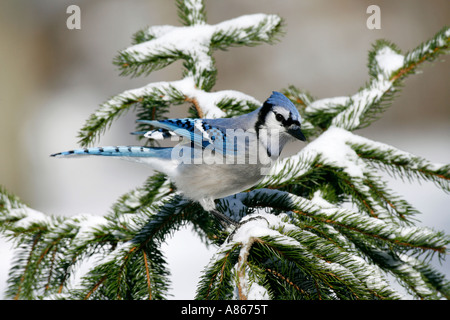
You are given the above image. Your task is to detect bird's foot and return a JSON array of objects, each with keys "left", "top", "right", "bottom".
[{"left": 211, "top": 209, "right": 239, "bottom": 229}]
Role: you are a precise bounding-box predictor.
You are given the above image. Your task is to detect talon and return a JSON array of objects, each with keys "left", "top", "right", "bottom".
[{"left": 210, "top": 209, "right": 238, "bottom": 229}]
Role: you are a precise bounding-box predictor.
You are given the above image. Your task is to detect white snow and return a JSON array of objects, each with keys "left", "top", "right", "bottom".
[
  {"left": 71, "top": 214, "right": 109, "bottom": 243},
  {"left": 304, "top": 75, "right": 394, "bottom": 131},
  {"left": 122, "top": 13, "right": 280, "bottom": 76},
  {"left": 183, "top": 0, "right": 205, "bottom": 25},
  {"left": 8, "top": 207, "right": 53, "bottom": 230},
  {"left": 375, "top": 47, "right": 404, "bottom": 76},
  {"left": 109, "top": 13, "right": 277, "bottom": 119},
  {"left": 124, "top": 24, "right": 213, "bottom": 66},
  {"left": 231, "top": 212, "right": 298, "bottom": 247},
  {"left": 144, "top": 25, "right": 177, "bottom": 39},
  {"left": 305, "top": 96, "right": 350, "bottom": 113},
  {"left": 405, "top": 27, "right": 448, "bottom": 67},
  {"left": 310, "top": 190, "right": 334, "bottom": 208},
  {"left": 215, "top": 13, "right": 281, "bottom": 42},
  {"left": 395, "top": 254, "right": 435, "bottom": 297},
  {"left": 303, "top": 127, "right": 367, "bottom": 177},
  {"left": 304, "top": 46, "right": 407, "bottom": 130},
  {"left": 265, "top": 120, "right": 447, "bottom": 189},
  {"left": 229, "top": 212, "right": 299, "bottom": 300},
  {"left": 102, "top": 76, "right": 260, "bottom": 120},
  {"left": 332, "top": 78, "right": 393, "bottom": 129},
  {"left": 247, "top": 282, "right": 270, "bottom": 300}
]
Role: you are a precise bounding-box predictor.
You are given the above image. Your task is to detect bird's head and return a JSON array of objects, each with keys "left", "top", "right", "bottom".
[{"left": 255, "top": 91, "right": 306, "bottom": 142}]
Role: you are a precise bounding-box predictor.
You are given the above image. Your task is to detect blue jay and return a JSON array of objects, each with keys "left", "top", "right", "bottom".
[{"left": 51, "top": 91, "right": 306, "bottom": 226}]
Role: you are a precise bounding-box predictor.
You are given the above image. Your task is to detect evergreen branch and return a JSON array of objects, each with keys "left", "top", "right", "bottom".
[
  {"left": 362, "top": 174, "right": 420, "bottom": 224},
  {"left": 260, "top": 127, "right": 370, "bottom": 188},
  {"left": 285, "top": 229, "right": 400, "bottom": 299},
  {"left": 298, "top": 27, "right": 449, "bottom": 132},
  {"left": 176, "top": 0, "right": 207, "bottom": 26},
  {"left": 142, "top": 250, "right": 152, "bottom": 299},
  {"left": 330, "top": 77, "right": 395, "bottom": 130},
  {"left": 108, "top": 174, "right": 220, "bottom": 246},
  {"left": 84, "top": 275, "right": 107, "bottom": 300},
  {"left": 265, "top": 267, "right": 306, "bottom": 298},
  {"left": 131, "top": 26, "right": 161, "bottom": 45},
  {"left": 211, "top": 14, "right": 284, "bottom": 50},
  {"left": 260, "top": 127, "right": 446, "bottom": 227},
  {"left": 350, "top": 140, "right": 450, "bottom": 192},
  {"left": 196, "top": 243, "right": 240, "bottom": 300},
  {"left": 114, "top": 48, "right": 184, "bottom": 78},
  {"left": 77, "top": 193, "right": 223, "bottom": 300},
  {"left": 109, "top": 173, "right": 173, "bottom": 218},
  {"left": 5, "top": 214, "right": 117, "bottom": 299},
  {"left": 205, "top": 208, "right": 401, "bottom": 299},
  {"left": 351, "top": 241, "right": 450, "bottom": 299},
  {"left": 0, "top": 186, "right": 131, "bottom": 299},
  {"left": 2, "top": 1, "right": 449, "bottom": 301},
  {"left": 236, "top": 240, "right": 255, "bottom": 300},
  {"left": 303, "top": 96, "right": 350, "bottom": 131},
  {"left": 72, "top": 238, "right": 170, "bottom": 300},
  {"left": 257, "top": 152, "right": 317, "bottom": 189},
  {"left": 223, "top": 190, "right": 447, "bottom": 299},
  {"left": 335, "top": 175, "right": 380, "bottom": 218},
  {"left": 232, "top": 189, "right": 449, "bottom": 256},
  {"left": 249, "top": 234, "right": 395, "bottom": 299},
  {"left": 11, "top": 233, "right": 41, "bottom": 299},
  {"left": 283, "top": 85, "right": 314, "bottom": 110},
  {"left": 391, "top": 26, "right": 449, "bottom": 82},
  {"left": 78, "top": 77, "right": 260, "bottom": 146},
  {"left": 400, "top": 254, "right": 450, "bottom": 299},
  {"left": 215, "top": 96, "right": 260, "bottom": 118},
  {"left": 0, "top": 185, "right": 26, "bottom": 216},
  {"left": 84, "top": 2, "right": 283, "bottom": 145},
  {"left": 77, "top": 80, "right": 187, "bottom": 147},
  {"left": 115, "top": 12, "right": 282, "bottom": 86},
  {"left": 292, "top": 207, "right": 447, "bottom": 255}
]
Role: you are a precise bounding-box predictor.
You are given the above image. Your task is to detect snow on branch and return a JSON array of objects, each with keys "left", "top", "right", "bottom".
[
  {"left": 397, "top": 26, "right": 450, "bottom": 82},
  {"left": 3, "top": 0, "right": 449, "bottom": 300},
  {"left": 78, "top": 77, "right": 260, "bottom": 146},
  {"left": 264, "top": 126, "right": 449, "bottom": 191},
  {"left": 199, "top": 207, "right": 403, "bottom": 300},
  {"left": 176, "top": 0, "right": 207, "bottom": 26},
  {"left": 114, "top": 13, "right": 282, "bottom": 82},
  {"left": 218, "top": 189, "right": 449, "bottom": 298},
  {"left": 301, "top": 27, "right": 449, "bottom": 131},
  {"left": 0, "top": 186, "right": 57, "bottom": 236},
  {"left": 259, "top": 126, "right": 449, "bottom": 223},
  {"left": 222, "top": 188, "right": 448, "bottom": 256},
  {"left": 349, "top": 137, "right": 450, "bottom": 192},
  {"left": 80, "top": 12, "right": 281, "bottom": 146},
  {"left": 261, "top": 127, "right": 368, "bottom": 186}
]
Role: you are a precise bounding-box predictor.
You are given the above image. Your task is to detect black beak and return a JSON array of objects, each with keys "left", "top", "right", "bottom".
[{"left": 287, "top": 125, "right": 306, "bottom": 141}]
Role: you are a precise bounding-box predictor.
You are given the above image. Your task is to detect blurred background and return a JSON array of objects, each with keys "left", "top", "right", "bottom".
[{"left": 0, "top": 0, "right": 448, "bottom": 299}]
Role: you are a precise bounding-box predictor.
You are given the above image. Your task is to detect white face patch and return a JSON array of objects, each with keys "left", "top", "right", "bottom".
[
  {"left": 272, "top": 106, "right": 290, "bottom": 119},
  {"left": 264, "top": 106, "right": 290, "bottom": 131}
]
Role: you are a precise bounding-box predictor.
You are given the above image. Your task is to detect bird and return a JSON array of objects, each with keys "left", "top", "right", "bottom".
[{"left": 51, "top": 91, "right": 306, "bottom": 227}]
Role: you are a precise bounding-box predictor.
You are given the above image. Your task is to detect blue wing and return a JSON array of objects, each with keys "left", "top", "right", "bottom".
[{"left": 137, "top": 119, "right": 234, "bottom": 154}]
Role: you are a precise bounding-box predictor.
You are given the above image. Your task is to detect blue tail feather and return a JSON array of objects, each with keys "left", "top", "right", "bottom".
[{"left": 51, "top": 146, "right": 172, "bottom": 159}]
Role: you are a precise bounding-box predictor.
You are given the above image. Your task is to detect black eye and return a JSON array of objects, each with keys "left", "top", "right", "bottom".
[{"left": 275, "top": 113, "right": 284, "bottom": 122}]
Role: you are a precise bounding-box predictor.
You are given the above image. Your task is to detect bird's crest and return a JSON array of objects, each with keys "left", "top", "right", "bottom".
[{"left": 265, "top": 91, "right": 300, "bottom": 120}]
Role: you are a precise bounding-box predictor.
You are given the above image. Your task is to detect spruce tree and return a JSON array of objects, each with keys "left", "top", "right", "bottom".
[{"left": 1, "top": 0, "right": 449, "bottom": 300}]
